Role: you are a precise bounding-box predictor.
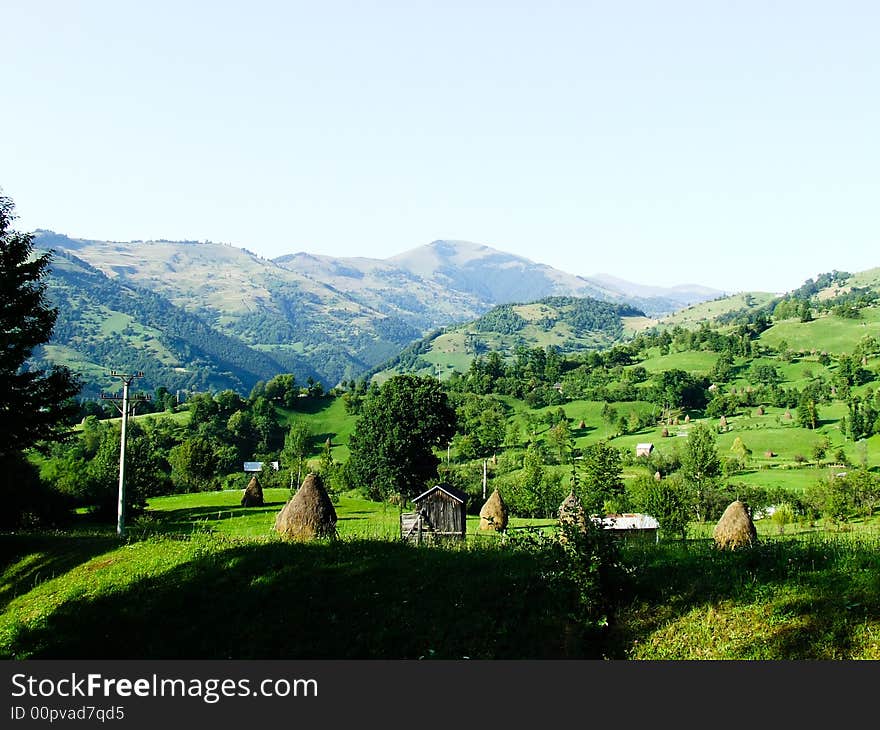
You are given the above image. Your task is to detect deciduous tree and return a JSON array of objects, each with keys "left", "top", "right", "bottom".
[{"left": 345, "top": 374, "right": 456, "bottom": 501}]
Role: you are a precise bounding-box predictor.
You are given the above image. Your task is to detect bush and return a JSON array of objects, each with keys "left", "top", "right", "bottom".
[
  {"left": 1, "top": 453, "right": 73, "bottom": 529},
  {"left": 505, "top": 520, "right": 623, "bottom": 649}
]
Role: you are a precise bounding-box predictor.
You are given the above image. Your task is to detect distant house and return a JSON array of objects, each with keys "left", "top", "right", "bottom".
[
  {"left": 594, "top": 513, "right": 660, "bottom": 543},
  {"left": 635, "top": 443, "right": 654, "bottom": 458},
  {"left": 401, "top": 483, "right": 468, "bottom": 544}
]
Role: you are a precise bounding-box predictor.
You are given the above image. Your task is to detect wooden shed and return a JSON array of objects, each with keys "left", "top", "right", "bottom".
[
  {"left": 401, "top": 483, "right": 467, "bottom": 544},
  {"left": 635, "top": 443, "right": 654, "bottom": 458}
]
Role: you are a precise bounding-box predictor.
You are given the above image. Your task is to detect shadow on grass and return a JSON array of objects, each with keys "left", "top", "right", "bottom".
[
  {"left": 3, "top": 539, "right": 587, "bottom": 660},
  {"left": 145, "top": 503, "right": 289, "bottom": 531},
  {"left": 0, "top": 533, "right": 120, "bottom": 612},
  {"left": 602, "top": 536, "right": 880, "bottom": 659},
  {"left": 284, "top": 397, "right": 336, "bottom": 416}
]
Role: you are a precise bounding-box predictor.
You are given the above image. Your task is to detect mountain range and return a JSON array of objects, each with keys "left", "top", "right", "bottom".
[{"left": 31, "top": 232, "right": 725, "bottom": 396}]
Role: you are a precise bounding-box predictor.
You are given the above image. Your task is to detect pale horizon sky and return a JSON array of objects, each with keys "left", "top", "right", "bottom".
[{"left": 3, "top": 1, "right": 879, "bottom": 294}]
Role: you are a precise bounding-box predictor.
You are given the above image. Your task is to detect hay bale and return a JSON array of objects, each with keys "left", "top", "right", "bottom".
[
  {"left": 557, "top": 491, "right": 587, "bottom": 533},
  {"left": 713, "top": 500, "right": 757, "bottom": 551},
  {"left": 755, "top": 406, "right": 764, "bottom": 416},
  {"left": 719, "top": 415, "right": 728, "bottom": 428},
  {"left": 274, "top": 473, "right": 337, "bottom": 541},
  {"left": 654, "top": 470, "right": 662, "bottom": 481},
  {"left": 684, "top": 414, "right": 691, "bottom": 423},
  {"left": 240, "top": 474, "right": 264, "bottom": 507},
  {"left": 784, "top": 410, "right": 793, "bottom": 420},
  {"left": 578, "top": 419, "right": 586, "bottom": 429},
  {"left": 479, "top": 488, "right": 509, "bottom": 531},
  {"left": 765, "top": 450, "right": 776, "bottom": 458},
  {"left": 661, "top": 427, "right": 670, "bottom": 438}
]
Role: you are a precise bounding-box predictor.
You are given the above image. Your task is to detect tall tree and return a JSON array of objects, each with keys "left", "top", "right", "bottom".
[
  {"left": 282, "top": 420, "right": 312, "bottom": 490},
  {"left": 0, "top": 192, "right": 80, "bottom": 459},
  {"left": 680, "top": 422, "right": 721, "bottom": 522},
  {"left": 345, "top": 374, "right": 456, "bottom": 501},
  {"left": 579, "top": 440, "right": 624, "bottom": 514}
]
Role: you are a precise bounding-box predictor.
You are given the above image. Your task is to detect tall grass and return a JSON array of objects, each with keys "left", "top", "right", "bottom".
[{"left": 605, "top": 533, "right": 880, "bottom": 659}]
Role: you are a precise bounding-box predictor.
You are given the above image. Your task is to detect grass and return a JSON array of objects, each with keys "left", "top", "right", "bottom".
[
  {"left": 0, "top": 526, "right": 580, "bottom": 660},
  {"left": 635, "top": 350, "right": 719, "bottom": 375},
  {"left": 141, "top": 489, "right": 556, "bottom": 541},
  {"left": 278, "top": 397, "right": 357, "bottom": 463},
  {"left": 758, "top": 308, "right": 880, "bottom": 355},
  {"left": 4, "top": 485, "right": 880, "bottom": 659},
  {"left": 658, "top": 292, "right": 778, "bottom": 328},
  {"left": 606, "top": 534, "right": 880, "bottom": 659}
]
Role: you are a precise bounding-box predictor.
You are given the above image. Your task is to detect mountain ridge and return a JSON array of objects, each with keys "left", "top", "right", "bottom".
[{"left": 31, "top": 230, "right": 727, "bottom": 394}]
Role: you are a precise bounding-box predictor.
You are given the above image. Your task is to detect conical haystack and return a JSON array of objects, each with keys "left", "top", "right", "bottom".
[
  {"left": 557, "top": 490, "right": 587, "bottom": 534},
  {"left": 713, "top": 500, "right": 757, "bottom": 550},
  {"left": 274, "top": 473, "right": 337, "bottom": 541},
  {"left": 479, "top": 488, "right": 509, "bottom": 531},
  {"left": 240, "top": 474, "right": 264, "bottom": 507}
]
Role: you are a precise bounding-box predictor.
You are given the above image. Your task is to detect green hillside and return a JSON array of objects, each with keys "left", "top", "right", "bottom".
[
  {"left": 759, "top": 307, "right": 880, "bottom": 354},
  {"left": 372, "top": 296, "right": 646, "bottom": 381},
  {"left": 658, "top": 291, "right": 778, "bottom": 328},
  {"left": 32, "top": 232, "right": 728, "bottom": 396},
  {"left": 33, "top": 250, "right": 307, "bottom": 397}
]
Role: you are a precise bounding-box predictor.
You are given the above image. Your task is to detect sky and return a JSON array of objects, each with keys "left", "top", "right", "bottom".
[{"left": 2, "top": 1, "right": 879, "bottom": 293}]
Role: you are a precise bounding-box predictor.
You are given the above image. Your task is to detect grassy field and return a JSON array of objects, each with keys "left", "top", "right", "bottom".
[
  {"left": 139, "top": 489, "right": 554, "bottom": 541},
  {"left": 4, "top": 489, "right": 880, "bottom": 659},
  {"left": 606, "top": 534, "right": 880, "bottom": 659},
  {"left": 759, "top": 308, "right": 880, "bottom": 354},
  {"left": 278, "top": 397, "right": 357, "bottom": 463},
  {"left": 635, "top": 350, "right": 720, "bottom": 375}
]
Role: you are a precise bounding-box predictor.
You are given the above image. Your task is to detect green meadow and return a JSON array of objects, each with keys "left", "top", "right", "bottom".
[{"left": 3, "top": 490, "right": 880, "bottom": 660}]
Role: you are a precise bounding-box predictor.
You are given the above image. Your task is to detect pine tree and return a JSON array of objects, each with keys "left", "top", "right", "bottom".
[{"left": 0, "top": 192, "right": 80, "bottom": 459}]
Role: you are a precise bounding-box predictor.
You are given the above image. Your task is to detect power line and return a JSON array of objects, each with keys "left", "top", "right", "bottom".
[{"left": 101, "top": 371, "right": 151, "bottom": 537}]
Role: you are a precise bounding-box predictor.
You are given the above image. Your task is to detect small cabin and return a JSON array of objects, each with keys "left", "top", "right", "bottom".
[
  {"left": 635, "top": 443, "right": 654, "bottom": 458},
  {"left": 401, "top": 483, "right": 467, "bottom": 544},
  {"left": 594, "top": 513, "right": 660, "bottom": 543}
]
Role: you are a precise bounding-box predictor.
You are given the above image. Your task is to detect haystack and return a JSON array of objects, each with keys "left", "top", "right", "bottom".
[
  {"left": 713, "top": 500, "right": 757, "bottom": 551},
  {"left": 240, "top": 474, "right": 264, "bottom": 507},
  {"left": 274, "top": 473, "right": 337, "bottom": 541},
  {"left": 557, "top": 491, "right": 587, "bottom": 533},
  {"left": 479, "top": 488, "right": 509, "bottom": 531}
]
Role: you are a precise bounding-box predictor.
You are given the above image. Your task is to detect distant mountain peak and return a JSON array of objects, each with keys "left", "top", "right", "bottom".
[{"left": 589, "top": 272, "right": 726, "bottom": 303}]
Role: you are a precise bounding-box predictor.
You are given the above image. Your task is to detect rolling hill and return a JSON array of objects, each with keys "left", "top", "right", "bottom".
[
  {"left": 31, "top": 232, "right": 725, "bottom": 395},
  {"left": 30, "top": 249, "right": 312, "bottom": 398},
  {"left": 370, "top": 295, "right": 650, "bottom": 382}
]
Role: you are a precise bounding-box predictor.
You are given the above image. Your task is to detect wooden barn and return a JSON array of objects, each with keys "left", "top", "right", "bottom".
[{"left": 401, "top": 483, "right": 467, "bottom": 544}]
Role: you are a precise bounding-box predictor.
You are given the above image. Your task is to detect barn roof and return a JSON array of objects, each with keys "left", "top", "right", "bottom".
[
  {"left": 413, "top": 483, "right": 468, "bottom": 504},
  {"left": 594, "top": 513, "right": 660, "bottom": 530}
]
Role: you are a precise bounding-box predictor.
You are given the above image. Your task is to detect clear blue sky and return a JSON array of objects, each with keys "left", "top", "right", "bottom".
[{"left": 2, "top": 1, "right": 878, "bottom": 292}]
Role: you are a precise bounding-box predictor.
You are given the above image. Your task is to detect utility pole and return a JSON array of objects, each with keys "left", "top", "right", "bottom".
[{"left": 101, "top": 371, "right": 150, "bottom": 537}]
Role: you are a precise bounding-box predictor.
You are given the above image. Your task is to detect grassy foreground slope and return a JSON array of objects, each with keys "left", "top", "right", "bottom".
[{"left": 3, "top": 503, "right": 880, "bottom": 659}]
